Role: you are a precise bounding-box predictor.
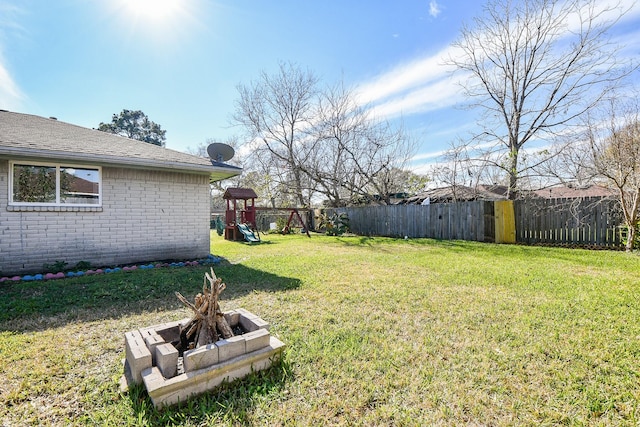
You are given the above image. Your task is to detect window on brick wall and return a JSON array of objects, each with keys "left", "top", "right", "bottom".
[{"left": 10, "top": 161, "right": 101, "bottom": 206}]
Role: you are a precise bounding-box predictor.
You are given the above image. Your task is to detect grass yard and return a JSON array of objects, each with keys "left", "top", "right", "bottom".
[{"left": 1, "top": 233, "right": 640, "bottom": 426}]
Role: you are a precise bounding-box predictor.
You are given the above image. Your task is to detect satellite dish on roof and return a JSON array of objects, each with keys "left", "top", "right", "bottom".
[{"left": 207, "top": 143, "right": 235, "bottom": 163}]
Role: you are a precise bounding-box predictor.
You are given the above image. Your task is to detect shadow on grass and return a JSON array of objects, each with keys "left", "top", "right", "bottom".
[
  {"left": 335, "top": 236, "right": 378, "bottom": 246},
  {"left": 0, "top": 260, "right": 300, "bottom": 333},
  {"left": 127, "top": 358, "right": 293, "bottom": 425},
  {"left": 225, "top": 239, "right": 276, "bottom": 245},
  {"left": 335, "top": 235, "right": 473, "bottom": 249},
  {"left": 331, "top": 235, "right": 613, "bottom": 267}
]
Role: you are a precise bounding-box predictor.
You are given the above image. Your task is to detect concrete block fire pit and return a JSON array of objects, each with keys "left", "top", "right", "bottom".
[{"left": 123, "top": 308, "right": 285, "bottom": 408}]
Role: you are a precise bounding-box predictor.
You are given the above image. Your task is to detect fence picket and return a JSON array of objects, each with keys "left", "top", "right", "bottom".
[{"left": 327, "top": 196, "right": 622, "bottom": 249}]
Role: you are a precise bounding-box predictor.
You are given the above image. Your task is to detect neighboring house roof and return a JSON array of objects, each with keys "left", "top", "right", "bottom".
[
  {"left": 529, "top": 184, "right": 616, "bottom": 199},
  {"left": 223, "top": 187, "right": 258, "bottom": 200},
  {"left": 401, "top": 184, "right": 616, "bottom": 205},
  {"left": 68, "top": 175, "right": 99, "bottom": 194},
  {"left": 0, "top": 110, "right": 241, "bottom": 181},
  {"left": 402, "top": 185, "right": 507, "bottom": 204},
  {"left": 477, "top": 184, "right": 510, "bottom": 199}
]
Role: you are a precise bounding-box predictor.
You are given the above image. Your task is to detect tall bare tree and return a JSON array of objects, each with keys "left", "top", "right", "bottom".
[
  {"left": 232, "top": 62, "right": 319, "bottom": 207},
  {"left": 309, "top": 83, "right": 416, "bottom": 206},
  {"left": 449, "top": 0, "right": 634, "bottom": 199},
  {"left": 233, "top": 67, "right": 417, "bottom": 207}
]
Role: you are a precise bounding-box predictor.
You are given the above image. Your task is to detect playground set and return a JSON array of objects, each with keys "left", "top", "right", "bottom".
[{"left": 222, "top": 187, "right": 310, "bottom": 243}]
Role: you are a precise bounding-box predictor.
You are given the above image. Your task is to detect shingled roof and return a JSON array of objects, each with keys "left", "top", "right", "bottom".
[
  {"left": 401, "top": 185, "right": 507, "bottom": 204},
  {"left": 0, "top": 110, "right": 241, "bottom": 181},
  {"left": 223, "top": 187, "right": 258, "bottom": 200},
  {"left": 530, "top": 184, "right": 616, "bottom": 199}
]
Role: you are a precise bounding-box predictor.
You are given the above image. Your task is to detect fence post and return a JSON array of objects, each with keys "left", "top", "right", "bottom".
[{"left": 495, "top": 200, "right": 516, "bottom": 244}]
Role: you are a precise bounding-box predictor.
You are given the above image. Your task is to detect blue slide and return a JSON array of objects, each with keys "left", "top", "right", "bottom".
[{"left": 237, "top": 223, "right": 260, "bottom": 243}]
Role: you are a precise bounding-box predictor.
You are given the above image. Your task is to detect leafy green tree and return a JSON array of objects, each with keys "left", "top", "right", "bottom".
[
  {"left": 98, "top": 109, "right": 166, "bottom": 147},
  {"left": 13, "top": 165, "right": 56, "bottom": 202},
  {"left": 13, "top": 166, "right": 77, "bottom": 203}
]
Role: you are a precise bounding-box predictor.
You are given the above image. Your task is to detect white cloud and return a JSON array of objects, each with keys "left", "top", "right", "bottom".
[
  {"left": 353, "top": 42, "right": 470, "bottom": 126},
  {"left": 0, "top": 2, "right": 25, "bottom": 110},
  {"left": 566, "top": 0, "right": 640, "bottom": 32},
  {"left": 0, "top": 60, "right": 24, "bottom": 110},
  {"left": 429, "top": 1, "right": 441, "bottom": 18},
  {"left": 410, "top": 148, "right": 449, "bottom": 162},
  {"left": 367, "top": 76, "right": 464, "bottom": 120},
  {"left": 356, "top": 48, "right": 456, "bottom": 105}
]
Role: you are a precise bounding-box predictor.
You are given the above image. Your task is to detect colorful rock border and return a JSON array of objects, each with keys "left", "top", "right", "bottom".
[{"left": 0, "top": 255, "right": 223, "bottom": 283}]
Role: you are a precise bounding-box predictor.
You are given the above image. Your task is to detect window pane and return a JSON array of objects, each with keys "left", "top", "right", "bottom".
[
  {"left": 61, "top": 167, "right": 100, "bottom": 204},
  {"left": 13, "top": 164, "right": 56, "bottom": 203}
]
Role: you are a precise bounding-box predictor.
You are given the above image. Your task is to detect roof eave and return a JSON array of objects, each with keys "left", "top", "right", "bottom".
[{"left": 0, "top": 147, "right": 242, "bottom": 181}]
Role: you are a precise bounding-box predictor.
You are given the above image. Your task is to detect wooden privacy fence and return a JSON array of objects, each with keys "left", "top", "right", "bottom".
[
  {"left": 514, "top": 196, "right": 622, "bottom": 248},
  {"left": 327, "top": 201, "right": 496, "bottom": 242},
  {"left": 326, "top": 196, "right": 624, "bottom": 248}
]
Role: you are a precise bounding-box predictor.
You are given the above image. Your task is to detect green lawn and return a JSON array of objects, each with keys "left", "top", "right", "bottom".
[{"left": 1, "top": 233, "right": 640, "bottom": 426}]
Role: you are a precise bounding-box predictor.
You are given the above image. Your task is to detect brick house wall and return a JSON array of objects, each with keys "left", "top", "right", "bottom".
[{"left": 0, "top": 160, "right": 211, "bottom": 275}]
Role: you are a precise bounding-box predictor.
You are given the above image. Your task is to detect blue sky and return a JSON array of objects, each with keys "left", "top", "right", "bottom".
[{"left": 1, "top": 0, "right": 639, "bottom": 175}]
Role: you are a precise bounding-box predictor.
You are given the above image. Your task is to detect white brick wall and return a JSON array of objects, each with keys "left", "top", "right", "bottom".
[{"left": 0, "top": 161, "right": 212, "bottom": 275}]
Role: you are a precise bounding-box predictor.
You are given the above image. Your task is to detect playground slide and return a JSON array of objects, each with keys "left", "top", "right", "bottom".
[{"left": 237, "top": 223, "right": 260, "bottom": 243}]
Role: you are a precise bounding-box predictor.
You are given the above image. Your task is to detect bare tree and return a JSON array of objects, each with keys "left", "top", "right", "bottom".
[
  {"left": 304, "top": 83, "right": 360, "bottom": 206},
  {"left": 449, "top": 0, "right": 635, "bottom": 199},
  {"left": 232, "top": 62, "right": 319, "bottom": 207},
  {"left": 533, "top": 133, "right": 597, "bottom": 188},
  {"left": 430, "top": 140, "right": 499, "bottom": 200},
  {"left": 233, "top": 68, "right": 418, "bottom": 207},
  {"left": 587, "top": 98, "right": 640, "bottom": 251},
  {"left": 309, "top": 83, "right": 416, "bottom": 206}
]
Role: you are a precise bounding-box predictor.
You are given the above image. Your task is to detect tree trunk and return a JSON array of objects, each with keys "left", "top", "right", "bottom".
[
  {"left": 507, "top": 148, "right": 519, "bottom": 200},
  {"left": 619, "top": 187, "right": 640, "bottom": 252},
  {"left": 624, "top": 190, "right": 639, "bottom": 252},
  {"left": 626, "top": 225, "right": 636, "bottom": 252}
]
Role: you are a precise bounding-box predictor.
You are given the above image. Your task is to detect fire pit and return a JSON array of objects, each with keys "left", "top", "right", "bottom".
[{"left": 122, "top": 269, "right": 285, "bottom": 408}]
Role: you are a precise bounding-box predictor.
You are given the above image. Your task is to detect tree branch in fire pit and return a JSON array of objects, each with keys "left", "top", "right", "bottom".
[{"left": 175, "top": 267, "right": 234, "bottom": 351}]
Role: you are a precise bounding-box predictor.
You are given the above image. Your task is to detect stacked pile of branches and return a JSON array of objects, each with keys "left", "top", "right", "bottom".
[{"left": 175, "top": 268, "right": 234, "bottom": 351}]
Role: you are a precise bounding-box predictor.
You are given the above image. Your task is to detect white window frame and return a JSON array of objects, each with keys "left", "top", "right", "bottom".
[{"left": 9, "top": 160, "right": 102, "bottom": 207}]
